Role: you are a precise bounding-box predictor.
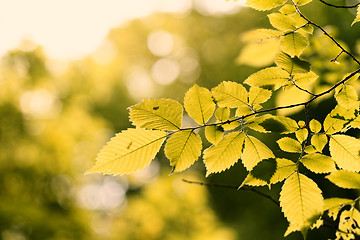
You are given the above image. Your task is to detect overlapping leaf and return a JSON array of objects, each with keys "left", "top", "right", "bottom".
[
  {"left": 311, "top": 134, "right": 328, "bottom": 152},
  {"left": 164, "top": 130, "right": 202, "bottom": 173},
  {"left": 268, "top": 13, "right": 297, "bottom": 31},
  {"left": 184, "top": 84, "right": 216, "bottom": 125},
  {"left": 280, "top": 32, "right": 309, "bottom": 57},
  {"left": 205, "top": 125, "right": 224, "bottom": 145},
  {"left": 129, "top": 99, "right": 183, "bottom": 130},
  {"left": 329, "top": 134, "right": 360, "bottom": 171},
  {"left": 326, "top": 170, "right": 360, "bottom": 189},
  {"left": 301, "top": 153, "right": 336, "bottom": 174},
  {"left": 242, "top": 135, "right": 275, "bottom": 170},
  {"left": 244, "top": 67, "right": 289, "bottom": 90},
  {"left": 334, "top": 85, "right": 358, "bottom": 109},
  {"left": 203, "top": 131, "right": 245, "bottom": 176},
  {"left": 86, "top": 129, "right": 167, "bottom": 175},
  {"left": 212, "top": 81, "right": 248, "bottom": 108},
  {"left": 248, "top": 87, "right": 272, "bottom": 105},
  {"left": 275, "top": 52, "right": 310, "bottom": 74},
  {"left": 277, "top": 137, "right": 302, "bottom": 153},
  {"left": 351, "top": 5, "right": 360, "bottom": 26}
]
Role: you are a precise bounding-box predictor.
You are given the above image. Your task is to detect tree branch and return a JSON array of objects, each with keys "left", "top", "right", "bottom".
[
  {"left": 318, "top": 0, "right": 359, "bottom": 8},
  {"left": 182, "top": 179, "right": 280, "bottom": 206}
]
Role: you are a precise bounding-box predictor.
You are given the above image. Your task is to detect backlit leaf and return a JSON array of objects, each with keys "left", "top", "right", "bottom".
[
  {"left": 184, "top": 84, "right": 215, "bottom": 125},
  {"left": 324, "top": 198, "right": 354, "bottom": 220},
  {"left": 311, "top": 133, "right": 328, "bottom": 152},
  {"left": 275, "top": 52, "right": 310, "bottom": 74},
  {"left": 326, "top": 170, "right": 360, "bottom": 189},
  {"left": 293, "top": 0, "right": 312, "bottom": 6},
  {"left": 309, "top": 119, "right": 321, "bottom": 133},
  {"left": 329, "top": 134, "right": 360, "bottom": 171},
  {"left": 212, "top": 81, "right": 248, "bottom": 108},
  {"left": 280, "top": 32, "right": 309, "bottom": 57},
  {"left": 279, "top": 4, "right": 296, "bottom": 15},
  {"left": 271, "top": 158, "right": 297, "bottom": 184},
  {"left": 301, "top": 153, "right": 336, "bottom": 174},
  {"left": 277, "top": 137, "right": 302, "bottom": 153},
  {"left": 242, "top": 135, "right": 275, "bottom": 170},
  {"left": 203, "top": 131, "right": 245, "bottom": 176},
  {"left": 323, "top": 114, "right": 349, "bottom": 135},
  {"left": 295, "top": 128, "right": 308, "bottom": 143},
  {"left": 338, "top": 209, "right": 360, "bottom": 238},
  {"left": 293, "top": 71, "right": 318, "bottom": 86},
  {"left": 351, "top": 5, "right": 360, "bottom": 26},
  {"left": 280, "top": 173, "right": 323, "bottom": 236},
  {"left": 164, "top": 130, "right": 202, "bottom": 173},
  {"left": 251, "top": 158, "right": 277, "bottom": 183},
  {"left": 244, "top": 67, "right": 289, "bottom": 90},
  {"left": 258, "top": 115, "right": 298, "bottom": 134},
  {"left": 129, "top": 99, "right": 183, "bottom": 130},
  {"left": 246, "top": 0, "right": 287, "bottom": 11},
  {"left": 335, "top": 85, "right": 358, "bottom": 109},
  {"left": 215, "top": 107, "right": 230, "bottom": 122},
  {"left": 205, "top": 125, "right": 224, "bottom": 145},
  {"left": 268, "top": 13, "right": 297, "bottom": 31},
  {"left": 248, "top": 87, "right": 272, "bottom": 105},
  {"left": 86, "top": 129, "right": 167, "bottom": 175}
]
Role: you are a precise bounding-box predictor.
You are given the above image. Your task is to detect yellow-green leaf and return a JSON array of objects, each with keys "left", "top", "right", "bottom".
[
  {"left": 326, "top": 170, "right": 360, "bottom": 189},
  {"left": 241, "top": 135, "right": 275, "bottom": 170},
  {"left": 184, "top": 84, "right": 215, "bottom": 125},
  {"left": 323, "top": 114, "right": 348, "bottom": 135},
  {"left": 129, "top": 99, "right": 183, "bottom": 130},
  {"left": 311, "top": 133, "right": 328, "bottom": 152},
  {"left": 212, "top": 81, "right": 248, "bottom": 108},
  {"left": 248, "top": 86, "right": 272, "bottom": 105},
  {"left": 86, "top": 129, "right": 167, "bottom": 175},
  {"left": 271, "top": 158, "right": 297, "bottom": 184},
  {"left": 351, "top": 5, "right": 360, "bottom": 26},
  {"left": 203, "top": 131, "right": 245, "bottom": 176},
  {"left": 241, "top": 28, "right": 282, "bottom": 42},
  {"left": 280, "top": 173, "right": 324, "bottom": 236},
  {"left": 335, "top": 85, "right": 358, "bottom": 109},
  {"left": 268, "top": 13, "right": 297, "bottom": 31},
  {"left": 277, "top": 137, "right": 302, "bottom": 153},
  {"left": 205, "top": 125, "right": 224, "bottom": 145},
  {"left": 295, "top": 128, "right": 308, "bottom": 143},
  {"left": 246, "top": 0, "right": 287, "bottom": 11},
  {"left": 222, "top": 118, "right": 241, "bottom": 131},
  {"left": 275, "top": 51, "right": 310, "bottom": 74},
  {"left": 280, "top": 32, "right": 309, "bottom": 57},
  {"left": 293, "top": 71, "right": 318, "bottom": 86},
  {"left": 329, "top": 134, "right": 360, "bottom": 171},
  {"left": 164, "top": 130, "right": 202, "bottom": 173},
  {"left": 350, "top": 116, "right": 360, "bottom": 129},
  {"left": 258, "top": 115, "right": 298, "bottom": 134},
  {"left": 244, "top": 67, "right": 289, "bottom": 90},
  {"left": 293, "top": 0, "right": 312, "bottom": 6},
  {"left": 279, "top": 4, "right": 296, "bottom": 15},
  {"left": 338, "top": 209, "right": 360, "bottom": 237},
  {"left": 215, "top": 107, "right": 230, "bottom": 122},
  {"left": 301, "top": 153, "right": 336, "bottom": 174},
  {"left": 309, "top": 119, "right": 321, "bottom": 133},
  {"left": 235, "top": 106, "right": 253, "bottom": 116},
  {"left": 324, "top": 198, "right": 354, "bottom": 220}
]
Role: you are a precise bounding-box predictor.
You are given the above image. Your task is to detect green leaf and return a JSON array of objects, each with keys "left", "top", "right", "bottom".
[
  {"left": 277, "top": 137, "right": 302, "bottom": 153},
  {"left": 280, "top": 173, "right": 323, "bottom": 237},
  {"left": 258, "top": 115, "right": 298, "bottom": 134},
  {"left": 129, "top": 99, "right": 183, "bottom": 130},
  {"left": 244, "top": 67, "right": 289, "bottom": 90},
  {"left": 293, "top": 71, "right": 318, "bottom": 86},
  {"left": 164, "top": 130, "right": 202, "bottom": 173},
  {"left": 246, "top": 0, "right": 287, "bottom": 11},
  {"left": 326, "top": 170, "right": 360, "bottom": 189},
  {"left": 338, "top": 209, "right": 360, "bottom": 238},
  {"left": 212, "top": 81, "right": 248, "bottom": 108},
  {"left": 335, "top": 85, "right": 358, "bottom": 109},
  {"left": 351, "top": 5, "right": 360, "bottom": 26},
  {"left": 311, "top": 134, "right": 328, "bottom": 152},
  {"left": 248, "top": 87, "right": 272, "bottom": 105},
  {"left": 215, "top": 107, "right": 230, "bottom": 122},
  {"left": 241, "top": 135, "right": 275, "bottom": 170},
  {"left": 203, "top": 131, "right": 245, "bottom": 176},
  {"left": 275, "top": 52, "right": 310, "bottom": 74},
  {"left": 301, "top": 153, "right": 336, "bottom": 174},
  {"left": 86, "top": 129, "right": 167, "bottom": 175},
  {"left": 329, "top": 134, "right": 360, "bottom": 171},
  {"left": 184, "top": 84, "right": 215, "bottom": 125},
  {"left": 295, "top": 128, "right": 308, "bottom": 143},
  {"left": 268, "top": 13, "right": 297, "bottom": 31},
  {"left": 271, "top": 158, "right": 297, "bottom": 184},
  {"left": 279, "top": 4, "right": 296, "bottom": 15},
  {"left": 280, "top": 32, "right": 309, "bottom": 57},
  {"left": 293, "top": 0, "right": 312, "bottom": 6},
  {"left": 309, "top": 119, "right": 321, "bottom": 133},
  {"left": 205, "top": 125, "right": 224, "bottom": 145}
]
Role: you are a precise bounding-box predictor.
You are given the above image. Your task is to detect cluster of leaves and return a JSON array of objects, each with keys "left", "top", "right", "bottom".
[{"left": 87, "top": 0, "right": 360, "bottom": 239}]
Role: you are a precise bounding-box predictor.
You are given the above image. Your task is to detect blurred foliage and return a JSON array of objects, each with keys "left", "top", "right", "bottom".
[{"left": 1, "top": 2, "right": 360, "bottom": 240}]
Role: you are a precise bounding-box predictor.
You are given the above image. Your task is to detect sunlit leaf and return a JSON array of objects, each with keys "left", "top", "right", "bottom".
[
  {"left": 311, "top": 133, "right": 328, "bottom": 152},
  {"left": 293, "top": 0, "right": 312, "bottom": 6},
  {"left": 350, "top": 116, "right": 360, "bottom": 129},
  {"left": 203, "top": 131, "right": 245, "bottom": 176},
  {"left": 235, "top": 105, "right": 253, "bottom": 116},
  {"left": 280, "top": 32, "right": 309, "bottom": 57},
  {"left": 212, "top": 81, "right": 248, "bottom": 108},
  {"left": 245, "top": 0, "right": 287, "bottom": 11},
  {"left": 184, "top": 84, "right": 215, "bottom": 125},
  {"left": 241, "top": 28, "right": 282, "bottom": 42},
  {"left": 164, "top": 130, "right": 202, "bottom": 173},
  {"left": 323, "top": 113, "right": 349, "bottom": 135},
  {"left": 271, "top": 158, "right": 297, "bottom": 184},
  {"left": 244, "top": 67, "right": 289, "bottom": 90},
  {"left": 86, "top": 129, "right": 167, "bottom": 175},
  {"left": 268, "top": 13, "right": 297, "bottom": 31},
  {"left": 248, "top": 87, "right": 272, "bottom": 105},
  {"left": 295, "top": 128, "right": 308, "bottom": 143},
  {"left": 277, "top": 137, "right": 302, "bottom": 153},
  {"left": 324, "top": 198, "right": 354, "bottom": 220},
  {"left": 301, "top": 153, "right": 336, "bottom": 174},
  {"left": 279, "top": 4, "right": 296, "bottom": 15},
  {"left": 275, "top": 52, "right": 310, "bottom": 74},
  {"left": 205, "top": 125, "right": 224, "bottom": 145},
  {"left": 258, "top": 115, "right": 298, "bottom": 134},
  {"left": 215, "top": 107, "right": 230, "bottom": 122},
  {"left": 222, "top": 118, "right": 241, "bottom": 131},
  {"left": 280, "top": 173, "right": 323, "bottom": 237},
  {"left": 334, "top": 85, "right": 358, "bottom": 109},
  {"left": 241, "top": 135, "right": 275, "bottom": 170},
  {"left": 351, "top": 5, "right": 360, "bottom": 26},
  {"left": 329, "top": 134, "right": 360, "bottom": 171},
  {"left": 293, "top": 71, "right": 318, "bottom": 85},
  {"left": 309, "top": 119, "right": 321, "bottom": 133},
  {"left": 129, "top": 99, "right": 183, "bottom": 130},
  {"left": 326, "top": 170, "right": 360, "bottom": 189},
  {"left": 338, "top": 209, "right": 360, "bottom": 238}
]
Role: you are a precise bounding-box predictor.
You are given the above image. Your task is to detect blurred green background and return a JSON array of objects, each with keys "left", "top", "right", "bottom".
[{"left": 1, "top": 1, "right": 360, "bottom": 239}]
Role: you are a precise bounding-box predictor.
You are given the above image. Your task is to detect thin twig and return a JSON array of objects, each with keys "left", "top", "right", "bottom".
[
  {"left": 291, "top": 78, "right": 317, "bottom": 96},
  {"left": 182, "top": 179, "right": 280, "bottom": 206},
  {"left": 318, "top": 0, "right": 359, "bottom": 8}
]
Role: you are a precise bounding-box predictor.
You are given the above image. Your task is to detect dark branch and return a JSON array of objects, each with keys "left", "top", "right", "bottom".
[
  {"left": 182, "top": 179, "right": 280, "bottom": 206},
  {"left": 318, "top": 0, "right": 359, "bottom": 8}
]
